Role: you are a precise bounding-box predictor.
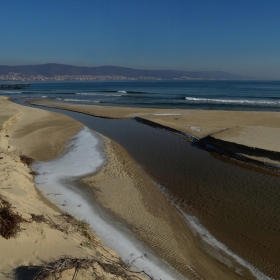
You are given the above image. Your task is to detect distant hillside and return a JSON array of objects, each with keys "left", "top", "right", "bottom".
[{"left": 0, "top": 63, "right": 246, "bottom": 80}]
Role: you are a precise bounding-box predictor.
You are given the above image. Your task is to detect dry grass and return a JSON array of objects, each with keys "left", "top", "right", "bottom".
[
  {"left": 0, "top": 197, "right": 24, "bottom": 239},
  {"left": 61, "top": 213, "right": 96, "bottom": 241},
  {"left": 2, "top": 205, "right": 153, "bottom": 279},
  {"left": 29, "top": 214, "right": 154, "bottom": 279},
  {"left": 20, "top": 155, "right": 34, "bottom": 166},
  {"left": 30, "top": 214, "right": 47, "bottom": 223},
  {"left": 32, "top": 255, "right": 153, "bottom": 280},
  {"left": 30, "top": 213, "right": 97, "bottom": 242}
]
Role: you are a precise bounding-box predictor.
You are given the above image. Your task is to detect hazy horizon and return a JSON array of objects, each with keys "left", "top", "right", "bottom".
[{"left": 1, "top": 1, "right": 280, "bottom": 80}]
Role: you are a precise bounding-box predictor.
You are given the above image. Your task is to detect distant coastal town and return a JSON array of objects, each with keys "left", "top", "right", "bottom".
[{"left": 0, "top": 72, "right": 201, "bottom": 82}]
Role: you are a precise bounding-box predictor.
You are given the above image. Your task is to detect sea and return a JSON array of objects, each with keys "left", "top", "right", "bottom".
[{"left": 1, "top": 80, "right": 280, "bottom": 111}]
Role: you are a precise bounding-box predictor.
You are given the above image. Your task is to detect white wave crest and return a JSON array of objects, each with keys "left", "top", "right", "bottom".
[
  {"left": 76, "top": 92, "right": 99, "bottom": 96},
  {"left": 76, "top": 92, "right": 123, "bottom": 97},
  {"left": 64, "top": 99, "right": 91, "bottom": 102},
  {"left": 118, "top": 90, "right": 127, "bottom": 94},
  {"left": 185, "top": 97, "right": 280, "bottom": 107}
]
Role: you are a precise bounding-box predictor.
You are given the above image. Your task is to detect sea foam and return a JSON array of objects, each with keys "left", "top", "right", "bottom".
[
  {"left": 32, "top": 126, "right": 185, "bottom": 280},
  {"left": 185, "top": 97, "right": 280, "bottom": 107}
]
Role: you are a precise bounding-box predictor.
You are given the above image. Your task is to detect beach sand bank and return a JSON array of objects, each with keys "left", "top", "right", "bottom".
[
  {"left": 0, "top": 97, "right": 147, "bottom": 280},
  {"left": 29, "top": 99, "right": 280, "bottom": 167}
]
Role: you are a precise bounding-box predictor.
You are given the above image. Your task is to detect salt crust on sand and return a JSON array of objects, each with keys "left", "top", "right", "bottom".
[{"left": 33, "top": 126, "right": 186, "bottom": 280}]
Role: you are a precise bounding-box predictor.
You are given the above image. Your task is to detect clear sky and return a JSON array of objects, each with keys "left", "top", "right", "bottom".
[{"left": 1, "top": 0, "right": 280, "bottom": 79}]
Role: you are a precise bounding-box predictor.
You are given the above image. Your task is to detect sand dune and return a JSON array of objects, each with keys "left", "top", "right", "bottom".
[{"left": 0, "top": 97, "right": 147, "bottom": 280}]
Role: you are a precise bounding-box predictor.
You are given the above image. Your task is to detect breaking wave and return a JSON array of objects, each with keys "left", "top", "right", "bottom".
[
  {"left": 185, "top": 97, "right": 280, "bottom": 107},
  {"left": 76, "top": 92, "right": 123, "bottom": 97}
]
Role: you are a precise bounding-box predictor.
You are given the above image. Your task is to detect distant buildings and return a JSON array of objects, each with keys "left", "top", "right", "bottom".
[{"left": 0, "top": 72, "right": 198, "bottom": 81}]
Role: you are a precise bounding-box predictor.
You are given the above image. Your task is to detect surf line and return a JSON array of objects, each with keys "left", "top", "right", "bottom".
[{"left": 32, "top": 126, "right": 186, "bottom": 280}]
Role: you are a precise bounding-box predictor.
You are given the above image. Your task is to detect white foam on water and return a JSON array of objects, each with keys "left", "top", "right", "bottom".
[
  {"left": 118, "top": 90, "right": 127, "bottom": 94},
  {"left": 185, "top": 97, "right": 280, "bottom": 107},
  {"left": 76, "top": 92, "right": 102, "bottom": 96},
  {"left": 63, "top": 99, "right": 92, "bottom": 102},
  {"left": 32, "top": 126, "right": 186, "bottom": 280},
  {"left": 76, "top": 92, "right": 123, "bottom": 97}
]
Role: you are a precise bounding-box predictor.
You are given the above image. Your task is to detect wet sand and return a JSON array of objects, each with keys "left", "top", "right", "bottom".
[
  {"left": 82, "top": 137, "right": 251, "bottom": 279},
  {"left": 26, "top": 99, "right": 280, "bottom": 279}
]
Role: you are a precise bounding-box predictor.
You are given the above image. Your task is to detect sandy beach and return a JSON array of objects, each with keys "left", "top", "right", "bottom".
[
  {"left": 0, "top": 97, "right": 148, "bottom": 280},
  {"left": 2, "top": 97, "right": 280, "bottom": 279}
]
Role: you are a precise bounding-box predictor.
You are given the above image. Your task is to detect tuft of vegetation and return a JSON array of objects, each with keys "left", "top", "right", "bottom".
[
  {"left": 0, "top": 197, "right": 24, "bottom": 239},
  {"left": 30, "top": 214, "right": 46, "bottom": 223},
  {"left": 61, "top": 213, "right": 95, "bottom": 241},
  {"left": 80, "top": 241, "right": 95, "bottom": 249}
]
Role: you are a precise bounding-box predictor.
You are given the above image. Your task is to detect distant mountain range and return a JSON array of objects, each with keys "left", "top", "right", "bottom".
[{"left": 0, "top": 63, "right": 247, "bottom": 80}]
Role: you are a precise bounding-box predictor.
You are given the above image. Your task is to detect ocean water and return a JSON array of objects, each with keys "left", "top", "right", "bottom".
[{"left": 2, "top": 80, "right": 280, "bottom": 111}]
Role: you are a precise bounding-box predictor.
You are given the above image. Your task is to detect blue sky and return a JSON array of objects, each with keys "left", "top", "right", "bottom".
[{"left": 1, "top": 0, "right": 280, "bottom": 79}]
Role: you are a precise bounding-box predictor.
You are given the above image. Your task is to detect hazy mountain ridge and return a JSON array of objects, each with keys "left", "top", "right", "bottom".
[{"left": 0, "top": 63, "right": 246, "bottom": 80}]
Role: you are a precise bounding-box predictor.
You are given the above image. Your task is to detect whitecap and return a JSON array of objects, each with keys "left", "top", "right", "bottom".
[
  {"left": 76, "top": 92, "right": 99, "bottom": 96},
  {"left": 63, "top": 99, "right": 91, "bottom": 102},
  {"left": 185, "top": 97, "right": 280, "bottom": 107}
]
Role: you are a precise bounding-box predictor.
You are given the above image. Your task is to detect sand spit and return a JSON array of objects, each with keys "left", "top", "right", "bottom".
[
  {"left": 0, "top": 97, "right": 147, "bottom": 280},
  {"left": 28, "top": 100, "right": 280, "bottom": 167}
]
